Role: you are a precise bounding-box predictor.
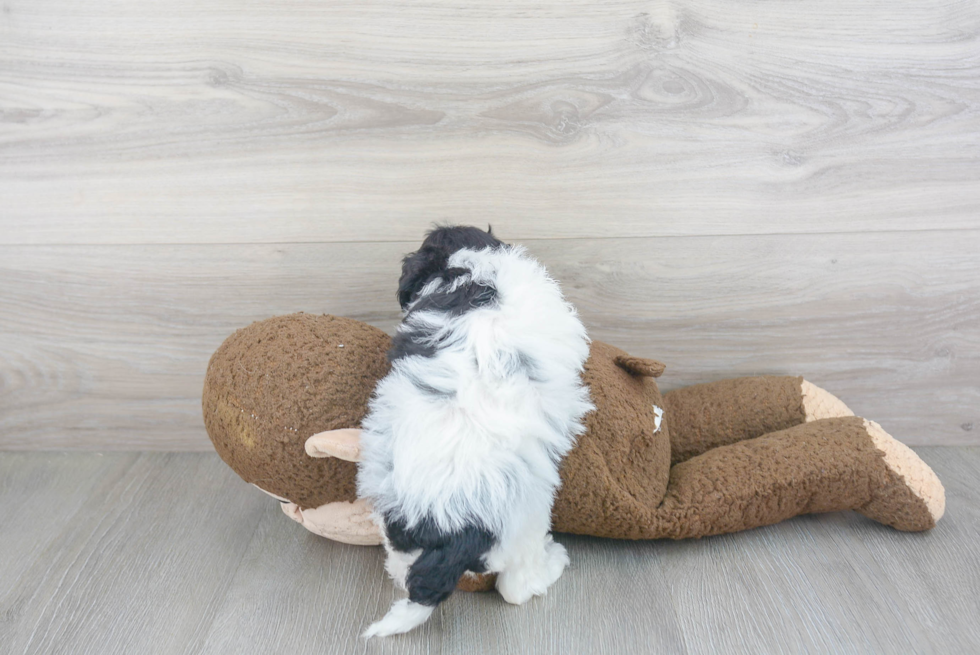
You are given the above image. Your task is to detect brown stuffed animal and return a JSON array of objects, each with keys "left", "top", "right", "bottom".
[{"left": 203, "top": 313, "right": 945, "bottom": 590}]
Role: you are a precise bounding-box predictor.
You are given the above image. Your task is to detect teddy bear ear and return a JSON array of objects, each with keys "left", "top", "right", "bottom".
[{"left": 614, "top": 355, "right": 666, "bottom": 378}]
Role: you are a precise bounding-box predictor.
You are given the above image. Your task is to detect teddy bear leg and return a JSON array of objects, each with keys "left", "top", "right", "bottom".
[
  {"left": 662, "top": 376, "right": 853, "bottom": 465},
  {"left": 640, "top": 416, "right": 944, "bottom": 539},
  {"left": 854, "top": 419, "right": 945, "bottom": 531}
]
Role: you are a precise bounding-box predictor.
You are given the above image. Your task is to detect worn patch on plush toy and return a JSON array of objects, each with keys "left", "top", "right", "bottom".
[
  {"left": 653, "top": 405, "right": 663, "bottom": 433},
  {"left": 214, "top": 396, "right": 257, "bottom": 450}
]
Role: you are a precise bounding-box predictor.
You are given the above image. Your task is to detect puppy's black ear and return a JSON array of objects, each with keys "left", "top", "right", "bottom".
[{"left": 397, "top": 246, "right": 448, "bottom": 309}]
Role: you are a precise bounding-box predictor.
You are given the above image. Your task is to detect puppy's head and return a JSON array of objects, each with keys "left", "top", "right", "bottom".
[{"left": 397, "top": 225, "right": 505, "bottom": 309}]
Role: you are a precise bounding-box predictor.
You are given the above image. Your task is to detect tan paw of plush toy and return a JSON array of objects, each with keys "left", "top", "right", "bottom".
[{"left": 202, "top": 313, "right": 945, "bottom": 590}]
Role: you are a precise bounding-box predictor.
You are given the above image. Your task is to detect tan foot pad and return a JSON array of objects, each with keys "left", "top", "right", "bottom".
[
  {"left": 859, "top": 419, "right": 946, "bottom": 531},
  {"left": 801, "top": 380, "right": 855, "bottom": 421}
]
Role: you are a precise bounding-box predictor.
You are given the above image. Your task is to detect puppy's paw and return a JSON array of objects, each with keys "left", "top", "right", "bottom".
[
  {"left": 496, "top": 571, "right": 536, "bottom": 606},
  {"left": 542, "top": 539, "right": 570, "bottom": 587},
  {"left": 496, "top": 538, "right": 569, "bottom": 605},
  {"left": 362, "top": 599, "right": 433, "bottom": 639}
]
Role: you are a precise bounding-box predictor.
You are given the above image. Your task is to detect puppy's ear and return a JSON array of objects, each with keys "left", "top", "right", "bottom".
[{"left": 397, "top": 246, "right": 448, "bottom": 309}]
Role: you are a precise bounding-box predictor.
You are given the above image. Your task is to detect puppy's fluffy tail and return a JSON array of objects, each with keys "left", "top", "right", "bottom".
[{"left": 362, "top": 599, "right": 434, "bottom": 639}]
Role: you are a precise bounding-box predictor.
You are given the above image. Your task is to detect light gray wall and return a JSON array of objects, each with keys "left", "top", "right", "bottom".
[{"left": 1, "top": 0, "right": 977, "bottom": 449}]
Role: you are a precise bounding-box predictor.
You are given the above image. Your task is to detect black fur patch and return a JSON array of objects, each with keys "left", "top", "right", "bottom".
[
  {"left": 388, "top": 275, "right": 499, "bottom": 363},
  {"left": 385, "top": 513, "right": 496, "bottom": 607},
  {"left": 413, "top": 279, "right": 497, "bottom": 317},
  {"left": 396, "top": 225, "right": 505, "bottom": 310},
  {"left": 389, "top": 225, "right": 504, "bottom": 364},
  {"left": 388, "top": 328, "right": 438, "bottom": 361},
  {"left": 388, "top": 283, "right": 498, "bottom": 363},
  {"left": 405, "top": 372, "right": 456, "bottom": 399}
]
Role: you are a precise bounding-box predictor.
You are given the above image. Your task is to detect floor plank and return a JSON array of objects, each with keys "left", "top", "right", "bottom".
[
  {"left": 1, "top": 0, "right": 977, "bottom": 243},
  {"left": 0, "top": 453, "right": 135, "bottom": 603},
  {"left": 194, "top": 502, "right": 439, "bottom": 655},
  {"left": 0, "top": 454, "right": 268, "bottom": 655},
  {"left": 2, "top": 232, "right": 978, "bottom": 449},
  {"left": 0, "top": 449, "right": 975, "bottom": 654}
]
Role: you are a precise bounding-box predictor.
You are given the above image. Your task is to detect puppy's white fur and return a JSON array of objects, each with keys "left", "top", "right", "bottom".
[
  {"left": 358, "top": 245, "right": 593, "bottom": 636},
  {"left": 361, "top": 599, "right": 434, "bottom": 639}
]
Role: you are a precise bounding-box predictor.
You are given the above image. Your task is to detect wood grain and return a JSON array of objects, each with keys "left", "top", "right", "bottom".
[
  {"left": 195, "top": 493, "right": 441, "bottom": 655},
  {"left": 0, "top": 449, "right": 975, "bottom": 653},
  {"left": 1, "top": 0, "right": 978, "bottom": 243},
  {"left": 0, "top": 452, "right": 136, "bottom": 602},
  {"left": 2, "top": 231, "right": 978, "bottom": 449},
  {"left": 0, "top": 453, "right": 270, "bottom": 655}
]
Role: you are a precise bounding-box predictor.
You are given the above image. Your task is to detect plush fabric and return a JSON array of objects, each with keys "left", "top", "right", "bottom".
[
  {"left": 203, "top": 314, "right": 389, "bottom": 509},
  {"left": 663, "top": 376, "right": 809, "bottom": 466},
  {"left": 202, "top": 313, "right": 945, "bottom": 588},
  {"left": 551, "top": 340, "right": 671, "bottom": 537}
]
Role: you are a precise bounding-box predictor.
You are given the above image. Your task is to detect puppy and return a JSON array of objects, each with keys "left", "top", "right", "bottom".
[{"left": 357, "top": 225, "right": 593, "bottom": 638}]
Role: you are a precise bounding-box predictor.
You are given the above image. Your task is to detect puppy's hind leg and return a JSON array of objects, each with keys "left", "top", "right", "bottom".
[
  {"left": 362, "top": 598, "right": 434, "bottom": 639},
  {"left": 491, "top": 510, "right": 569, "bottom": 606},
  {"left": 383, "top": 546, "right": 421, "bottom": 591},
  {"left": 363, "top": 523, "right": 495, "bottom": 638}
]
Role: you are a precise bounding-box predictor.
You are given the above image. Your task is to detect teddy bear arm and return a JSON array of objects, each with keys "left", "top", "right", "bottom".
[
  {"left": 662, "top": 376, "right": 853, "bottom": 466},
  {"left": 281, "top": 498, "right": 383, "bottom": 545},
  {"left": 632, "top": 416, "right": 943, "bottom": 539}
]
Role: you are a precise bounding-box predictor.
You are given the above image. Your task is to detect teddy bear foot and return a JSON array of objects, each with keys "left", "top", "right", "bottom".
[
  {"left": 796, "top": 385, "right": 942, "bottom": 532},
  {"left": 857, "top": 419, "right": 946, "bottom": 532},
  {"left": 801, "top": 380, "right": 854, "bottom": 421}
]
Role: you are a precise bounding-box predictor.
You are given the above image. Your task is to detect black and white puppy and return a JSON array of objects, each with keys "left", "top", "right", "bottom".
[{"left": 357, "top": 225, "right": 593, "bottom": 637}]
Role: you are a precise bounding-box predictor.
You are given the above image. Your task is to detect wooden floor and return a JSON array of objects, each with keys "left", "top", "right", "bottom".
[{"left": 1, "top": 448, "right": 976, "bottom": 654}]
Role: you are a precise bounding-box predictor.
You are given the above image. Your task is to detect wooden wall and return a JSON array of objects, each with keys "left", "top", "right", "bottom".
[{"left": 1, "top": 0, "right": 978, "bottom": 449}]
